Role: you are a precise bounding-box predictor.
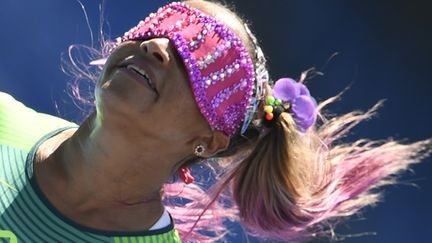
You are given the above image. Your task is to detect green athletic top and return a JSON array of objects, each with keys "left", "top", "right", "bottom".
[{"left": 0, "top": 92, "right": 181, "bottom": 243}]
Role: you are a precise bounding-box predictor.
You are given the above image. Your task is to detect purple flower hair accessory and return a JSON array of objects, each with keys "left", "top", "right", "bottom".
[{"left": 272, "top": 78, "right": 317, "bottom": 132}]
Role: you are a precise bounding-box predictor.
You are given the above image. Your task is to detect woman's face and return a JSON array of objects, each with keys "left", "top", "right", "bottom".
[{"left": 95, "top": 38, "right": 212, "bottom": 150}]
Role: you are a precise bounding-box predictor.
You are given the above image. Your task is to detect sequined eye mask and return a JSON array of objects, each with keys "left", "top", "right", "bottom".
[{"left": 114, "top": 2, "right": 255, "bottom": 137}]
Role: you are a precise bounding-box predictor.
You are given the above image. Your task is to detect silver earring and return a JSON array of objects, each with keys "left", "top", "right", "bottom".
[{"left": 194, "top": 144, "right": 205, "bottom": 157}]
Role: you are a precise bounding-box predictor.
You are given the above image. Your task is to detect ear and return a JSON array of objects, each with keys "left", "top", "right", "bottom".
[{"left": 200, "top": 130, "right": 230, "bottom": 158}]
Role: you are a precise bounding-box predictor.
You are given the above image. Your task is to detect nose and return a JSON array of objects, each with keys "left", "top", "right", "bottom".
[{"left": 140, "top": 38, "right": 171, "bottom": 65}]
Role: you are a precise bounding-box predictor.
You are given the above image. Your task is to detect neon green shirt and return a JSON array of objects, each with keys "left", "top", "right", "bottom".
[{"left": 0, "top": 92, "right": 181, "bottom": 243}]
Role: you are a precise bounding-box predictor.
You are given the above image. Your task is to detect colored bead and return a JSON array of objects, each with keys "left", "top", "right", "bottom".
[
  {"left": 265, "top": 112, "right": 274, "bottom": 121},
  {"left": 275, "top": 99, "right": 282, "bottom": 106},
  {"left": 264, "top": 105, "right": 273, "bottom": 113},
  {"left": 266, "top": 96, "right": 275, "bottom": 105}
]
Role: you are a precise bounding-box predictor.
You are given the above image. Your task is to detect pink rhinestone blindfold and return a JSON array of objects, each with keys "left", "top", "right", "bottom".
[{"left": 116, "top": 2, "right": 255, "bottom": 137}]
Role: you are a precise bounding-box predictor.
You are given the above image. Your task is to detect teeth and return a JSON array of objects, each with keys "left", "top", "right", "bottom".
[{"left": 126, "top": 64, "right": 155, "bottom": 88}]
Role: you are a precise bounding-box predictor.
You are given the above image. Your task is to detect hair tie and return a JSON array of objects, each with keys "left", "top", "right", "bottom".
[{"left": 263, "top": 78, "right": 317, "bottom": 132}]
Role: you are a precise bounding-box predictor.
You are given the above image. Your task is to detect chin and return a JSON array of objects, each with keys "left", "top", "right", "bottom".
[{"left": 95, "top": 80, "right": 153, "bottom": 126}]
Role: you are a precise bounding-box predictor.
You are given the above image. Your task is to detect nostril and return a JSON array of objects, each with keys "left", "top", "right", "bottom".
[
  {"left": 153, "top": 52, "right": 164, "bottom": 63},
  {"left": 142, "top": 45, "right": 148, "bottom": 53}
]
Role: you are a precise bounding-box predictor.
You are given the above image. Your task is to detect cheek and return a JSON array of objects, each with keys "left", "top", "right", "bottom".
[
  {"left": 177, "top": 95, "right": 208, "bottom": 133},
  {"left": 161, "top": 80, "right": 208, "bottom": 135},
  {"left": 167, "top": 89, "right": 195, "bottom": 123}
]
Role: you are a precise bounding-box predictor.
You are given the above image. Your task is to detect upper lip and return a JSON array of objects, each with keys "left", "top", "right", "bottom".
[{"left": 119, "top": 57, "right": 158, "bottom": 93}]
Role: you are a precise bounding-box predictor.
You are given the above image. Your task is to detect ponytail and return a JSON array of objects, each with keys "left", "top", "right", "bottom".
[
  {"left": 231, "top": 109, "right": 323, "bottom": 241},
  {"left": 229, "top": 97, "right": 432, "bottom": 242}
]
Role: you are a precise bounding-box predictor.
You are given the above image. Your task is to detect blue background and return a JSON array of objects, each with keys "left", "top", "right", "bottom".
[{"left": 0, "top": 0, "right": 430, "bottom": 242}]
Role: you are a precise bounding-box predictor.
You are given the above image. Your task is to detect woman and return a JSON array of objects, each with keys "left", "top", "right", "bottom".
[{"left": 0, "top": 0, "right": 430, "bottom": 242}]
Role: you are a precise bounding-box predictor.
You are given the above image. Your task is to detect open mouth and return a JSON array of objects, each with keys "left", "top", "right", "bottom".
[{"left": 126, "top": 64, "right": 157, "bottom": 92}]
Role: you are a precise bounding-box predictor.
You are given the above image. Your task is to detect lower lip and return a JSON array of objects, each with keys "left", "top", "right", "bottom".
[{"left": 118, "top": 67, "right": 154, "bottom": 91}]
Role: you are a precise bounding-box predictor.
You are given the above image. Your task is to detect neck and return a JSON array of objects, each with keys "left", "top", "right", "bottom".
[{"left": 34, "top": 111, "right": 182, "bottom": 230}]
